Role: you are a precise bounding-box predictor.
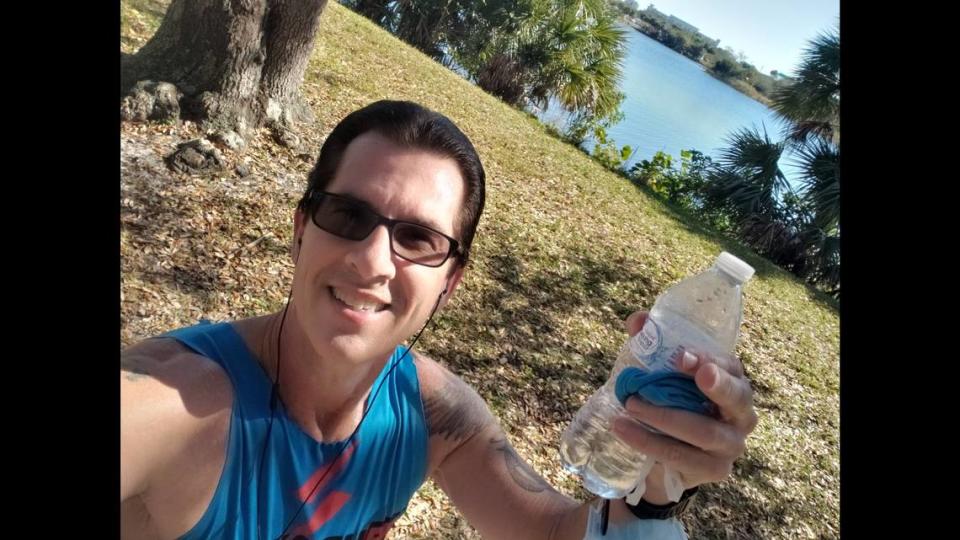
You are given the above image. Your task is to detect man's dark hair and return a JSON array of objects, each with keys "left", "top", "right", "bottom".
[{"left": 297, "top": 100, "right": 486, "bottom": 265}]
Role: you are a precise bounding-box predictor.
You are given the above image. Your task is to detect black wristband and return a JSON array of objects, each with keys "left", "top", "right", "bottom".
[{"left": 624, "top": 486, "right": 699, "bottom": 520}]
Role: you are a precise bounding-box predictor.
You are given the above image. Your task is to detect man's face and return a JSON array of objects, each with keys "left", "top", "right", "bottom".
[{"left": 291, "top": 131, "right": 466, "bottom": 365}]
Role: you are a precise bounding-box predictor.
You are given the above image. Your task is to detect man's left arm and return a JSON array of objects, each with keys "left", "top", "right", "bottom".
[{"left": 421, "top": 312, "right": 758, "bottom": 538}]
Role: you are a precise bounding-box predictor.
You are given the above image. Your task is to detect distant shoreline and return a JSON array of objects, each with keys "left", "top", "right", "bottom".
[{"left": 621, "top": 19, "right": 774, "bottom": 108}]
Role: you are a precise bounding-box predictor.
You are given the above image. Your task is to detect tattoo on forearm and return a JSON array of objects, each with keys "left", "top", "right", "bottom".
[
  {"left": 423, "top": 372, "right": 491, "bottom": 442},
  {"left": 491, "top": 437, "right": 553, "bottom": 493}
]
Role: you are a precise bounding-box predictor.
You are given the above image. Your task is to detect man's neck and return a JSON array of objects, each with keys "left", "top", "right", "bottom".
[{"left": 239, "top": 310, "right": 389, "bottom": 443}]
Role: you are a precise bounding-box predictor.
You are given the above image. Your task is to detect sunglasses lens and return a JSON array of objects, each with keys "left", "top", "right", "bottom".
[
  {"left": 314, "top": 195, "right": 377, "bottom": 240},
  {"left": 393, "top": 223, "right": 450, "bottom": 266}
]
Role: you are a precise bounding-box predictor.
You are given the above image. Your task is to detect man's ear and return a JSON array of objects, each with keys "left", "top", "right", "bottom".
[
  {"left": 438, "top": 262, "right": 466, "bottom": 309},
  {"left": 292, "top": 208, "right": 307, "bottom": 263}
]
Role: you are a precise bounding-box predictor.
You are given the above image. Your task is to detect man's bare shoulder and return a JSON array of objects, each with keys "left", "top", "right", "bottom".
[
  {"left": 121, "top": 336, "right": 234, "bottom": 502},
  {"left": 122, "top": 336, "right": 235, "bottom": 410},
  {"left": 413, "top": 354, "right": 497, "bottom": 448}
]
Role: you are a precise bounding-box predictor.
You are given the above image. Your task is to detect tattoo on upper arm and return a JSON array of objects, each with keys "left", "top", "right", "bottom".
[
  {"left": 491, "top": 437, "right": 553, "bottom": 493},
  {"left": 422, "top": 371, "right": 492, "bottom": 443},
  {"left": 121, "top": 354, "right": 153, "bottom": 382}
]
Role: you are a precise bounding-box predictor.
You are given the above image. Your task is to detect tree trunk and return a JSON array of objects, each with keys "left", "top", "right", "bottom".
[{"left": 121, "top": 0, "right": 328, "bottom": 140}]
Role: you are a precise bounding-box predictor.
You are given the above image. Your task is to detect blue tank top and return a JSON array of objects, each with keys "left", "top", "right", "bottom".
[{"left": 164, "top": 321, "right": 429, "bottom": 539}]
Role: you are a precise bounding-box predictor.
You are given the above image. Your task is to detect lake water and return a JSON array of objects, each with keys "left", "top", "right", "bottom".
[{"left": 536, "top": 26, "right": 801, "bottom": 190}]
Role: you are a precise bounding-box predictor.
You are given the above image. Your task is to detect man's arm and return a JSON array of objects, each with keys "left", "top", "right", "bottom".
[
  {"left": 421, "top": 362, "right": 664, "bottom": 539},
  {"left": 121, "top": 340, "right": 181, "bottom": 502},
  {"left": 418, "top": 311, "right": 757, "bottom": 539},
  {"left": 120, "top": 338, "right": 233, "bottom": 538},
  {"left": 418, "top": 358, "right": 586, "bottom": 539}
]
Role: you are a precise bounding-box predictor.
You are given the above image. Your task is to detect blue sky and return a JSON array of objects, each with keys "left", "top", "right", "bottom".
[{"left": 639, "top": 1, "right": 839, "bottom": 76}]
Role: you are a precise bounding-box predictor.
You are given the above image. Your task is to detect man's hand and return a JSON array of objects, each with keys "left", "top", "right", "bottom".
[{"left": 611, "top": 311, "right": 758, "bottom": 503}]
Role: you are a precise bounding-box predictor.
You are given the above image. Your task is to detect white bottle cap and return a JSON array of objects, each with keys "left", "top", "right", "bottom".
[{"left": 715, "top": 252, "right": 755, "bottom": 283}]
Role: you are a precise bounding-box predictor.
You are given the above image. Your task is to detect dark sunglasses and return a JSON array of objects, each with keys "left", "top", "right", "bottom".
[{"left": 309, "top": 191, "right": 462, "bottom": 268}]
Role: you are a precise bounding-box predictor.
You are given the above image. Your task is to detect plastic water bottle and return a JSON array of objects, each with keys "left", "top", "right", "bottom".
[{"left": 559, "top": 252, "right": 754, "bottom": 498}]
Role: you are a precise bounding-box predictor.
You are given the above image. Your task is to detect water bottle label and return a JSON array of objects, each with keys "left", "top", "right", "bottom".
[
  {"left": 628, "top": 318, "right": 691, "bottom": 372},
  {"left": 628, "top": 319, "right": 661, "bottom": 366}
]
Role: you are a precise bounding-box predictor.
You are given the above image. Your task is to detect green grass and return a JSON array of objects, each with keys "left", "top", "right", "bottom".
[{"left": 120, "top": 2, "right": 839, "bottom": 538}]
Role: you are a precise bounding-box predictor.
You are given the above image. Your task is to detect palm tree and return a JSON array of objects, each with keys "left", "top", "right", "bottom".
[
  {"left": 529, "top": 0, "right": 626, "bottom": 120},
  {"left": 703, "top": 127, "right": 807, "bottom": 268},
  {"left": 793, "top": 136, "right": 840, "bottom": 232},
  {"left": 772, "top": 28, "right": 840, "bottom": 145},
  {"left": 464, "top": 0, "right": 627, "bottom": 124},
  {"left": 346, "top": 0, "right": 627, "bottom": 128},
  {"left": 392, "top": 0, "right": 460, "bottom": 59},
  {"left": 706, "top": 126, "right": 789, "bottom": 220},
  {"left": 350, "top": 0, "right": 463, "bottom": 60},
  {"left": 704, "top": 25, "right": 840, "bottom": 297},
  {"left": 352, "top": 0, "right": 393, "bottom": 27}
]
